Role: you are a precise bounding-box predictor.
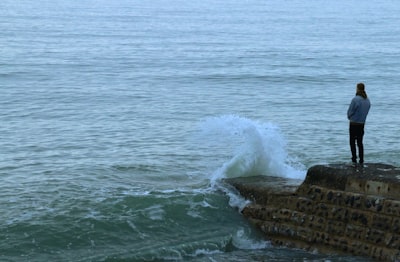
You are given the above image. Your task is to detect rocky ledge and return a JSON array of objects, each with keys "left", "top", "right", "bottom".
[{"left": 224, "top": 163, "right": 400, "bottom": 261}]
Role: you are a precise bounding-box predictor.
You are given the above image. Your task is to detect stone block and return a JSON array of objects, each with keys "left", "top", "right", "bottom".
[
  {"left": 364, "top": 195, "right": 385, "bottom": 213},
  {"left": 366, "top": 228, "right": 386, "bottom": 245},
  {"left": 279, "top": 224, "right": 298, "bottom": 238},
  {"left": 392, "top": 218, "right": 400, "bottom": 235},
  {"left": 344, "top": 193, "right": 364, "bottom": 209},
  {"left": 385, "top": 233, "right": 400, "bottom": 249},
  {"left": 345, "top": 224, "right": 366, "bottom": 241},
  {"left": 369, "top": 246, "right": 397, "bottom": 261},
  {"left": 306, "top": 186, "right": 325, "bottom": 201},
  {"left": 257, "top": 207, "right": 272, "bottom": 221},
  {"left": 349, "top": 210, "right": 370, "bottom": 226},
  {"left": 306, "top": 215, "right": 326, "bottom": 231},
  {"left": 365, "top": 181, "right": 390, "bottom": 196},
  {"left": 314, "top": 230, "right": 330, "bottom": 245},
  {"left": 383, "top": 199, "right": 400, "bottom": 216},
  {"left": 347, "top": 240, "right": 370, "bottom": 256},
  {"left": 295, "top": 184, "right": 309, "bottom": 196},
  {"left": 241, "top": 204, "right": 258, "bottom": 218},
  {"left": 326, "top": 235, "right": 349, "bottom": 252},
  {"left": 261, "top": 221, "right": 299, "bottom": 240},
  {"left": 253, "top": 206, "right": 273, "bottom": 221},
  {"left": 313, "top": 202, "right": 330, "bottom": 217},
  {"left": 267, "top": 208, "right": 284, "bottom": 222},
  {"left": 243, "top": 205, "right": 276, "bottom": 222},
  {"left": 346, "top": 178, "right": 367, "bottom": 194},
  {"left": 303, "top": 165, "right": 348, "bottom": 190},
  {"left": 295, "top": 197, "right": 314, "bottom": 213},
  {"left": 386, "top": 182, "right": 400, "bottom": 199},
  {"left": 289, "top": 211, "right": 307, "bottom": 226},
  {"left": 371, "top": 214, "right": 392, "bottom": 231},
  {"left": 325, "top": 219, "right": 345, "bottom": 236},
  {"left": 328, "top": 206, "right": 349, "bottom": 221},
  {"left": 285, "top": 195, "right": 301, "bottom": 210},
  {"left": 275, "top": 208, "right": 293, "bottom": 221},
  {"left": 295, "top": 226, "right": 315, "bottom": 242},
  {"left": 260, "top": 220, "right": 277, "bottom": 235},
  {"left": 337, "top": 238, "right": 350, "bottom": 253},
  {"left": 325, "top": 190, "right": 345, "bottom": 205}
]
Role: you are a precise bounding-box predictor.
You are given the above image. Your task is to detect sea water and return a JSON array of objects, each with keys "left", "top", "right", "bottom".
[{"left": 1, "top": 0, "right": 399, "bottom": 261}]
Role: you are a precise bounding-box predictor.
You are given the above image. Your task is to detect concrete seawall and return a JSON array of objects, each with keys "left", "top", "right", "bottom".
[{"left": 224, "top": 163, "right": 400, "bottom": 261}]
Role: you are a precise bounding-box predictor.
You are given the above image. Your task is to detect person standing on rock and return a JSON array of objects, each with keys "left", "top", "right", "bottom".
[{"left": 347, "top": 82, "right": 371, "bottom": 165}]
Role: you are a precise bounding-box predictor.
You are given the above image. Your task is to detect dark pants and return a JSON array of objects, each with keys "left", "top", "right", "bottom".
[{"left": 349, "top": 123, "right": 365, "bottom": 163}]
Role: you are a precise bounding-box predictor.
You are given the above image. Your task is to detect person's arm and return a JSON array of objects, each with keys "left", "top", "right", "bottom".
[{"left": 347, "top": 99, "right": 357, "bottom": 120}]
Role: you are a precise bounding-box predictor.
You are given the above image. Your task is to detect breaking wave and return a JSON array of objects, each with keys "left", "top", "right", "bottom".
[{"left": 195, "top": 115, "right": 306, "bottom": 185}]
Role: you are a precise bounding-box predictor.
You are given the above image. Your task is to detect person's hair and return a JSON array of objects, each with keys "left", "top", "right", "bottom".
[{"left": 356, "top": 82, "right": 368, "bottom": 99}]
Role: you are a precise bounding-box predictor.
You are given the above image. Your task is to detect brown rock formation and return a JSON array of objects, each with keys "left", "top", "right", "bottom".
[{"left": 224, "top": 163, "right": 400, "bottom": 261}]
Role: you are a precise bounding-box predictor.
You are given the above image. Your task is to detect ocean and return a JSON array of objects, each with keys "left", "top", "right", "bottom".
[{"left": 1, "top": 0, "right": 399, "bottom": 261}]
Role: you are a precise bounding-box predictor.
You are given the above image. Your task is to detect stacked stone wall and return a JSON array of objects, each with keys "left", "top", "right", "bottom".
[{"left": 227, "top": 164, "right": 400, "bottom": 261}]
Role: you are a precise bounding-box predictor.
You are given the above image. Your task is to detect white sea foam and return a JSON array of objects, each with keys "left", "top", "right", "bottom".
[
  {"left": 232, "top": 228, "right": 270, "bottom": 250},
  {"left": 143, "top": 204, "right": 165, "bottom": 221},
  {"left": 196, "top": 115, "right": 306, "bottom": 185}
]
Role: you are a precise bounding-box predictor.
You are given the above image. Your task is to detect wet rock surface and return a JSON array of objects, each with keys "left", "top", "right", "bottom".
[{"left": 224, "top": 163, "right": 400, "bottom": 261}]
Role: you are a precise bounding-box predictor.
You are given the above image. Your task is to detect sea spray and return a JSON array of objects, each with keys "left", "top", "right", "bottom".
[
  {"left": 231, "top": 228, "right": 270, "bottom": 250},
  {"left": 195, "top": 115, "right": 306, "bottom": 185}
]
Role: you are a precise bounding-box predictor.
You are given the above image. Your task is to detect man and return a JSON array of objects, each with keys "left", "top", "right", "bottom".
[{"left": 347, "top": 82, "right": 371, "bottom": 165}]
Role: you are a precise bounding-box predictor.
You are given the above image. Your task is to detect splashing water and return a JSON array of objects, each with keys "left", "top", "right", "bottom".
[{"left": 195, "top": 115, "right": 306, "bottom": 185}]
